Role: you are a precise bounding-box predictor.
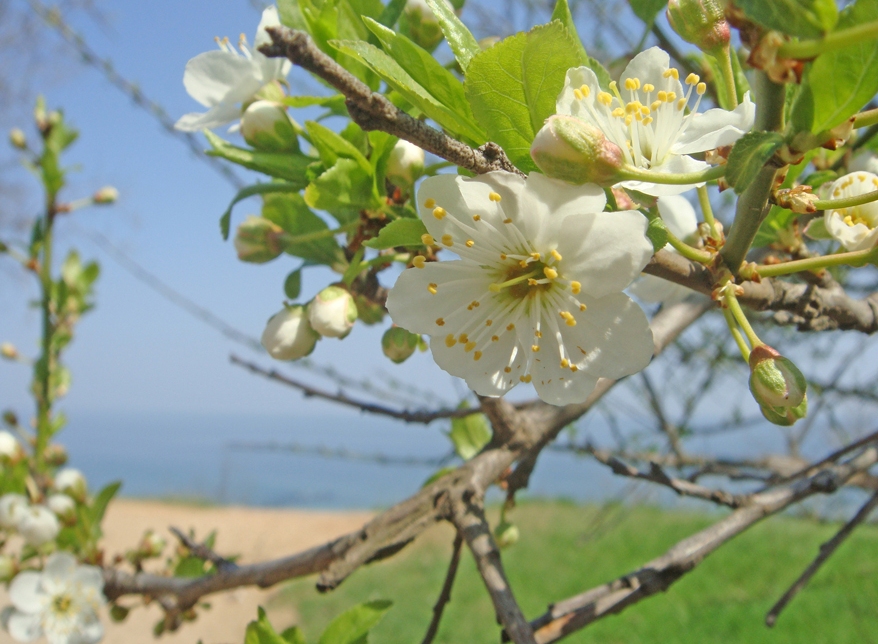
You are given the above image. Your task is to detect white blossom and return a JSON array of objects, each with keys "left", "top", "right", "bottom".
[
  {"left": 261, "top": 305, "right": 320, "bottom": 360},
  {"left": 0, "top": 430, "right": 20, "bottom": 459},
  {"left": 5, "top": 552, "right": 104, "bottom": 644},
  {"left": 386, "top": 140, "right": 425, "bottom": 188},
  {"left": 0, "top": 495, "right": 29, "bottom": 530},
  {"left": 824, "top": 171, "right": 878, "bottom": 251},
  {"left": 554, "top": 47, "right": 755, "bottom": 196},
  {"left": 175, "top": 7, "right": 291, "bottom": 132},
  {"left": 18, "top": 506, "right": 60, "bottom": 547},
  {"left": 386, "top": 172, "right": 655, "bottom": 405},
  {"left": 54, "top": 469, "right": 87, "bottom": 499},
  {"left": 849, "top": 151, "right": 878, "bottom": 175},
  {"left": 629, "top": 195, "right": 699, "bottom": 304},
  {"left": 47, "top": 495, "right": 76, "bottom": 521}
]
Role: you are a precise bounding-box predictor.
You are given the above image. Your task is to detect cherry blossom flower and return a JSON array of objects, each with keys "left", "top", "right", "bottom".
[
  {"left": 386, "top": 172, "right": 655, "bottom": 405},
  {"left": 175, "top": 7, "right": 291, "bottom": 132},
  {"left": 553, "top": 47, "right": 755, "bottom": 196},
  {"left": 5, "top": 552, "right": 104, "bottom": 644},
  {"left": 824, "top": 171, "right": 878, "bottom": 251}
]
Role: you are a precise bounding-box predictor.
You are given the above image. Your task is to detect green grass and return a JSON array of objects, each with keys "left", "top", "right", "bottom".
[{"left": 271, "top": 501, "right": 878, "bottom": 643}]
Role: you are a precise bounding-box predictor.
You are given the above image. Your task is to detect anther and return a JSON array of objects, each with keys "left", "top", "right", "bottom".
[
  {"left": 412, "top": 256, "right": 426, "bottom": 268},
  {"left": 424, "top": 198, "right": 436, "bottom": 208},
  {"left": 696, "top": 82, "right": 706, "bottom": 95},
  {"left": 612, "top": 107, "right": 625, "bottom": 118},
  {"left": 459, "top": 333, "right": 469, "bottom": 343},
  {"left": 436, "top": 317, "right": 445, "bottom": 326},
  {"left": 651, "top": 100, "right": 662, "bottom": 111},
  {"left": 570, "top": 281, "right": 581, "bottom": 294},
  {"left": 428, "top": 283, "right": 438, "bottom": 294},
  {"left": 473, "top": 351, "right": 482, "bottom": 361},
  {"left": 677, "top": 98, "right": 686, "bottom": 111},
  {"left": 543, "top": 267, "right": 558, "bottom": 279},
  {"left": 492, "top": 335, "right": 500, "bottom": 342},
  {"left": 685, "top": 73, "right": 700, "bottom": 85},
  {"left": 441, "top": 234, "right": 453, "bottom": 246},
  {"left": 643, "top": 83, "right": 654, "bottom": 93},
  {"left": 433, "top": 206, "right": 446, "bottom": 219},
  {"left": 489, "top": 192, "right": 502, "bottom": 202},
  {"left": 472, "top": 214, "right": 481, "bottom": 221},
  {"left": 560, "top": 359, "right": 569, "bottom": 368},
  {"left": 550, "top": 249, "right": 562, "bottom": 261},
  {"left": 466, "top": 239, "right": 475, "bottom": 247},
  {"left": 503, "top": 218, "right": 513, "bottom": 224},
  {"left": 504, "top": 366, "right": 512, "bottom": 373},
  {"left": 579, "top": 303, "right": 587, "bottom": 311},
  {"left": 506, "top": 323, "right": 515, "bottom": 330},
  {"left": 464, "top": 341, "right": 476, "bottom": 352},
  {"left": 598, "top": 92, "right": 613, "bottom": 106},
  {"left": 485, "top": 319, "right": 493, "bottom": 326},
  {"left": 573, "top": 88, "right": 583, "bottom": 100},
  {"left": 531, "top": 344, "right": 540, "bottom": 352},
  {"left": 421, "top": 233, "right": 435, "bottom": 246},
  {"left": 663, "top": 68, "right": 679, "bottom": 80},
  {"left": 445, "top": 334, "right": 456, "bottom": 347},
  {"left": 580, "top": 84, "right": 590, "bottom": 97}
]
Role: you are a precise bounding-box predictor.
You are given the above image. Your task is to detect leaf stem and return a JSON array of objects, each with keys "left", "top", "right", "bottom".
[
  {"left": 778, "top": 20, "right": 878, "bottom": 59},
  {"left": 756, "top": 247, "right": 878, "bottom": 278},
  {"left": 618, "top": 164, "right": 725, "bottom": 186}
]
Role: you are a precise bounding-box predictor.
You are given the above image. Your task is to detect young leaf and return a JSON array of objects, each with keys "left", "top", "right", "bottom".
[
  {"left": 628, "top": 0, "right": 669, "bottom": 24},
  {"left": 244, "top": 607, "right": 289, "bottom": 644},
  {"left": 734, "top": 0, "right": 838, "bottom": 38},
  {"left": 425, "top": 0, "right": 480, "bottom": 72},
  {"left": 465, "top": 21, "right": 584, "bottom": 172},
  {"left": 790, "top": 0, "right": 878, "bottom": 134},
  {"left": 305, "top": 158, "right": 381, "bottom": 224},
  {"left": 89, "top": 481, "right": 121, "bottom": 527},
  {"left": 281, "top": 626, "right": 308, "bottom": 644},
  {"left": 725, "top": 131, "right": 784, "bottom": 194},
  {"left": 362, "top": 218, "right": 428, "bottom": 249},
  {"left": 263, "top": 193, "right": 344, "bottom": 265},
  {"left": 284, "top": 269, "right": 303, "bottom": 300},
  {"left": 305, "top": 121, "right": 372, "bottom": 173},
  {"left": 318, "top": 600, "right": 393, "bottom": 644},
  {"left": 205, "top": 131, "right": 314, "bottom": 185},
  {"left": 449, "top": 409, "right": 492, "bottom": 460},
  {"left": 220, "top": 182, "right": 305, "bottom": 241}
]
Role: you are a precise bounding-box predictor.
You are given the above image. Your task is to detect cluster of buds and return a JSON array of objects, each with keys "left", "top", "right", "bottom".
[
  {"left": 530, "top": 116, "right": 625, "bottom": 185},
  {"left": 749, "top": 345, "right": 808, "bottom": 426},
  {"left": 666, "top": 0, "right": 730, "bottom": 55}
]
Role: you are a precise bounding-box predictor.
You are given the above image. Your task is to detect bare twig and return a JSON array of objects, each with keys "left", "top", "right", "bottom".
[
  {"left": 227, "top": 440, "right": 451, "bottom": 468},
  {"left": 169, "top": 527, "right": 237, "bottom": 572},
  {"left": 230, "top": 354, "right": 478, "bottom": 423},
  {"left": 258, "top": 26, "right": 524, "bottom": 177},
  {"left": 640, "top": 371, "right": 683, "bottom": 456},
  {"left": 765, "top": 490, "right": 878, "bottom": 627},
  {"left": 421, "top": 533, "right": 464, "bottom": 644}
]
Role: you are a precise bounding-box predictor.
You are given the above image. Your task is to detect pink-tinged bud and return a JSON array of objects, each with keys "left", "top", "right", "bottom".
[
  {"left": 382, "top": 326, "right": 420, "bottom": 364},
  {"left": 240, "top": 100, "right": 299, "bottom": 152},
  {"left": 386, "top": 140, "right": 425, "bottom": 189},
  {"left": 234, "top": 216, "right": 286, "bottom": 264},
  {"left": 749, "top": 345, "right": 807, "bottom": 410},
  {"left": 531, "top": 116, "right": 625, "bottom": 186},
  {"left": 309, "top": 286, "right": 358, "bottom": 338},
  {"left": 0, "top": 343, "right": 18, "bottom": 360},
  {"left": 261, "top": 305, "right": 320, "bottom": 361},
  {"left": 93, "top": 186, "right": 119, "bottom": 204},
  {"left": 667, "top": 0, "right": 730, "bottom": 54},
  {"left": 9, "top": 128, "right": 26, "bottom": 150}
]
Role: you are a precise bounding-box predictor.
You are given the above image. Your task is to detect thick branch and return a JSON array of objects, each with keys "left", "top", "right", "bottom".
[{"left": 259, "top": 26, "right": 522, "bottom": 176}]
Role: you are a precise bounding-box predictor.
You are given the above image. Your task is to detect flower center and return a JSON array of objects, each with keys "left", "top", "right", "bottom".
[
  {"left": 831, "top": 172, "right": 878, "bottom": 228},
  {"left": 53, "top": 594, "right": 73, "bottom": 615}
]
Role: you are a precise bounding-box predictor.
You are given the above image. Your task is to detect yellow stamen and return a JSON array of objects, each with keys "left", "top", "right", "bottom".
[
  {"left": 573, "top": 88, "right": 583, "bottom": 100},
  {"left": 696, "top": 82, "right": 706, "bottom": 95},
  {"left": 473, "top": 351, "right": 482, "bottom": 361},
  {"left": 530, "top": 252, "right": 541, "bottom": 260},
  {"left": 436, "top": 318, "right": 445, "bottom": 326},
  {"left": 598, "top": 91, "right": 613, "bottom": 106},
  {"left": 550, "top": 249, "right": 562, "bottom": 261},
  {"left": 472, "top": 214, "right": 481, "bottom": 221},
  {"left": 521, "top": 374, "right": 532, "bottom": 383},
  {"left": 421, "top": 233, "right": 435, "bottom": 246},
  {"left": 464, "top": 341, "right": 476, "bottom": 352},
  {"left": 579, "top": 303, "right": 587, "bottom": 311},
  {"left": 445, "top": 334, "right": 456, "bottom": 347},
  {"left": 433, "top": 206, "right": 446, "bottom": 220},
  {"left": 412, "top": 256, "right": 426, "bottom": 268},
  {"left": 560, "top": 359, "right": 569, "bottom": 369},
  {"left": 424, "top": 198, "right": 436, "bottom": 209},
  {"left": 580, "top": 84, "right": 590, "bottom": 97},
  {"left": 428, "top": 283, "right": 438, "bottom": 295},
  {"left": 441, "top": 234, "right": 453, "bottom": 246},
  {"left": 531, "top": 344, "right": 540, "bottom": 352},
  {"left": 657, "top": 91, "right": 667, "bottom": 102},
  {"left": 570, "top": 365, "right": 579, "bottom": 373},
  {"left": 485, "top": 319, "right": 493, "bottom": 326},
  {"left": 651, "top": 100, "right": 662, "bottom": 111},
  {"left": 506, "top": 323, "right": 515, "bottom": 331},
  {"left": 685, "top": 73, "right": 700, "bottom": 85},
  {"left": 466, "top": 239, "right": 475, "bottom": 248},
  {"left": 570, "top": 281, "right": 581, "bottom": 294},
  {"left": 504, "top": 366, "right": 512, "bottom": 373},
  {"left": 543, "top": 267, "right": 558, "bottom": 279},
  {"left": 643, "top": 83, "right": 654, "bottom": 93},
  {"left": 666, "top": 91, "right": 677, "bottom": 102},
  {"left": 612, "top": 107, "right": 625, "bottom": 118},
  {"left": 489, "top": 191, "right": 502, "bottom": 202},
  {"left": 624, "top": 77, "right": 641, "bottom": 90},
  {"left": 503, "top": 218, "right": 513, "bottom": 224},
  {"left": 663, "top": 68, "right": 679, "bottom": 80},
  {"left": 535, "top": 330, "right": 542, "bottom": 338},
  {"left": 492, "top": 335, "right": 500, "bottom": 342},
  {"left": 500, "top": 253, "right": 507, "bottom": 260},
  {"left": 560, "top": 311, "right": 576, "bottom": 327},
  {"left": 677, "top": 98, "right": 686, "bottom": 111},
  {"left": 459, "top": 333, "right": 469, "bottom": 343},
  {"left": 642, "top": 116, "right": 653, "bottom": 126}
]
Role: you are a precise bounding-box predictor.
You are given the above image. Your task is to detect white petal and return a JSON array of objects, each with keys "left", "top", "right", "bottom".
[
  {"left": 431, "top": 327, "right": 527, "bottom": 397},
  {"left": 174, "top": 103, "right": 244, "bottom": 132},
  {"left": 556, "top": 66, "right": 601, "bottom": 118},
  {"left": 657, "top": 195, "right": 698, "bottom": 240},
  {"left": 518, "top": 173, "right": 606, "bottom": 249},
  {"left": 621, "top": 47, "right": 683, "bottom": 98},
  {"left": 254, "top": 6, "right": 282, "bottom": 49},
  {"left": 71, "top": 566, "right": 104, "bottom": 596},
  {"left": 6, "top": 611, "right": 42, "bottom": 642},
  {"left": 620, "top": 154, "right": 710, "bottom": 197},
  {"left": 824, "top": 211, "right": 878, "bottom": 251},
  {"left": 386, "top": 262, "right": 491, "bottom": 335},
  {"left": 530, "top": 335, "right": 601, "bottom": 406},
  {"left": 9, "top": 573, "right": 45, "bottom": 613},
  {"left": 182, "top": 51, "right": 263, "bottom": 107},
  {"left": 629, "top": 273, "right": 692, "bottom": 304},
  {"left": 72, "top": 615, "right": 104, "bottom": 644},
  {"left": 672, "top": 92, "right": 756, "bottom": 154},
  {"left": 555, "top": 210, "right": 653, "bottom": 298},
  {"left": 43, "top": 553, "right": 77, "bottom": 585}
]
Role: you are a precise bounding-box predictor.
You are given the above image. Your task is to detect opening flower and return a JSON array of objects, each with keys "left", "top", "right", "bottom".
[
  {"left": 5, "top": 552, "right": 105, "bottom": 644},
  {"left": 386, "top": 172, "right": 655, "bottom": 406},
  {"left": 824, "top": 171, "right": 878, "bottom": 251},
  {"left": 552, "top": 47, "right": 755, "bottom": 196},
  {"left": 175, "top": 6, "right": 291, "bottom": 132}
]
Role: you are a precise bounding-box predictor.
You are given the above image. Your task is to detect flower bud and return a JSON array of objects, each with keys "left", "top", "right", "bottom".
[
  {"left": 0, "top": 431, "right": 20, "bottom": 460},
  {"left": 760, "top": 395, "right": 808, "bottom": 427},
  {"left": 308, "top": 286, "right": 358, "bottom": 338},
  {"left": 0, "top": 494, "right": 28, "bottom": 529},
  {"left": 494, "top": 520, "right": 519, "bottom": 549},
  {"left": 138, "top": 530, "right": 166, "bottom": 557},
  {"left": 234, "top": 216, "right": 286, "bottom": 264},
  {"left": 531, "top": 116, "right": 625, "bottom": 186},
  {"left": 9, "top": 128, "right": 26, "bottom": 150},
  {"left": 1, "top": 411, "right": 16, "bottom": 428},
  {"left": 749, "top": 345, "right": 807, "bottom": 409},
  {"left": 240, "top": 100, "right": 299, "bottom": 152},
  {"left": 0, "top": 343, "right": 18, "bottom": 360},
  {"left": 382, "top": 327, "right": 420, "bottom": 364},
  {"left": 400, "top": 0, "right": 448, "bottom": 51},
  {"left": 18, "top": 505, "right": 60, "bottom": 547},
  {"left": 386, "top": 140, "right": 425, "bottom": 190},
  {"left": 93, "top": 186, "right": 119, "bottom": 204},
  {"left": 261, "top": 305, "right": 320, "bottom": 360},
  {"left": 47, "top": 493, "right": 76, "bottom": 521},
  {"left": 54, "top": 467, "right": 87, "bottom": 501},
  {"left": 44, "top": 443, "right": 68, "bottom": 467},
  {"left": 666, "top": 0, "right": 730, "bottom": 54},
  {"left": 0, "top": 555, "right": 15, "bottom": 582}
]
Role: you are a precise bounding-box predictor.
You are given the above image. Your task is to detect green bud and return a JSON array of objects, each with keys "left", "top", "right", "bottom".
[
  {"left": 400, "top": 0, "right": 447, "bottom": 51},
  {"left": 353, "top": 293, "right": 386, "bottom": 326},
  {"left": 44, "top": 443, "right": 68, "bottom": 467},
  {"left": 494, "top": 520, "right": 519, "bottom": 549},
  {"left": 110, "top": 604, "right": 131, "bottom": 622},
  {"left": 0, "top": 555, "right": 15, "bottom": 582},
  {"left": 240, "top": 100, "right": 299, "bottom": 152},
  {"left": 386, "top": 140, "right": 425, "bottom": 190},
  {"left": 93, "top": 186, "right": 119, "bottom": 204},
  {"left": 2, "top": 411, "right": 18, "bottom": 427},
  {"left": 760, "top": 394, "right": 808, "bottom": 427},
  {"left": 261, "top": 305, "right": 320, "bottom": 361},
  {"left": 309, "top": 286, "right": 358, "bottom": 339},
  {"left": 382, "top": 326, "right": 420, "bottom": 364},
  {"left": 9, "top": 128, "right": 26, "bottom": 149},
  {"left": 666, "top": 0, "right": 730, "bottom": 54},
  {"left": 530, "top": 115, "right": 625, "bottom": 185},
  {"left": 749, "top": 345, "right": 807, "bottom": 409},
  {"left": 234, "top": 216, "right": 286, "bottom": 264}
]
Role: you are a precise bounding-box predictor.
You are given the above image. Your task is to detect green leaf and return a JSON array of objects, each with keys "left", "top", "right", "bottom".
[
  {"left": 205, "top": 131, "right": 314, "bottom": 184},
  {"left": 278, "top": 0, "right": 309, "bottom": 30},
  {"left": 282, "top": 95, "right": 347, "bottom": 112},
  {"left": 284, "top": 269, "right": 303, "bottom": 300},
  {"left": 281, "top": 626, "right": 308, "bottom": 644},
  {"left": 551, "top": 0, "right": 587, "bottom": 64},
  {"left": 363, "top": 218, "right": 428, "bottom": 249},
  {"left": 305, "top": 158, "right": 381, "bottom": 223},
  {"left": 299, "top": 0, "right": 379, "bottom": 88},
  {"left": 628, "top": 0, "right": 668, "bottom": 24},
  {"left": 465, "top": 21, "right": 583, "bottom": 172},
  {"left": 263, "top": 193, "right": 344, "bottom": 265},
  {"left": 377, "top": 0, "right": 407, "bottom": 28},
  {"left": 245, "top": 608, "right": 289, "bottom": 644},
  {"left": 425, "top": 0, "right": 480, "bottom": 72},
  {"left": 90, "top": 481, "right": 121, "bottom": 529},
  {"left": 735, "top": 0, "right": 838, "bottom": 38},
  {"left": 331, "top": 39, "right": 486, "bottom": 143},
  {"left": 449, "top": 407, "right": 492, "bottom": 460},
  {"left": 725, "top": 131, "right": 784, "bottom": 194},
  {"left": 318, "top": 600, "right": 393, "bottom": 644},
  {"left": 646, "top": 215, "right": 670, "bottom": 252},
  {"left": 220, "top": 182, "right": 305, "bottom": 241},
  {"left": 790, "top": 0, "right": 878, "bottom": 134},
  {"left": 305, "top": 121, "right": 372, "bottom": 173}
]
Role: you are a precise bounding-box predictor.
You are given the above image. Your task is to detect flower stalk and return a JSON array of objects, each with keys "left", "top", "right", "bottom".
[
  {"left": 618, "top": 163, "right": 726, "bottom": 186},
  {"left": 697, "top": 185, "right": 720, "bottom": 241},
  {"left": 755, "top": 246, "right": 878, "bottom": 278},
  {"left": 722, "top": 284, "right": 763, "bottom": 349},
  {"left": 777, "top": 20, "right": 878, "bottom": 60},
  {"left": 714, "top": 46, "right": 738, "bottom": 109}
]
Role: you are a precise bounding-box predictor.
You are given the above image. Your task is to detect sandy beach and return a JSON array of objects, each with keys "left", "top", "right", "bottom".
[{"left": 1, "top": 499, "right": 373, "bottom": 644}]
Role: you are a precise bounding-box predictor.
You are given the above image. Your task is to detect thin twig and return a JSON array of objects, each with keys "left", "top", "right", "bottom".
[
  {"left": 169, "top": 527, "right": 238, "bottom": 572},
  {"left": 258, "top": 26, "right": 524, "bottom": 177},
  {"left": 420, "top": 533, "right": 464, "bottom": 644},
  {"left": 765, "top": 490, "right": 878, "bottom": 627}
]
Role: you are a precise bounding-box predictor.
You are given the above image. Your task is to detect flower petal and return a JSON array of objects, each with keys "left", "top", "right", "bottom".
[
  {"left": 621, "top": 47, "right": 683, "bottom": 98},
  {"left": 183, "top": 51, "right": 263, "bottom": 107},
  {"left": 629, "top": 273, "right": 691, "bottom": 304},
  {"left": 672, "top": 92, "right": 755, "bottom": 154},
  {"left": 6, "top": 611, "right": 42, "bottom": 642},
  {"left": 254, "top": 6, "right": 282, "bottom": 50},
  {"left": 556, "top": 66, "right": 601, "bottom": 118},
  {"left": 657, "top": 195, "right": 698, "bottom": 240},
  {"left": 431, "top": 327, "right": 527, "bottom": 397},
  {"left": 824, "top": 211, "right": 878, "bottom": 251},
  {"left": 174, "top": 103, "right": 245, "bottom": 132},
  {"left": 71, "top": 565, "right": 105, "bottom": 596},
  {"left": 517, "top": 173, "right": 606, "bottom": 249},
  {"left": 555, "top": 210, "right": 653, "bottom": 298},
  {"left": 9, "top": 573, "right": 45, "bottom": 613},
  {"left": 620, "top": 153, "right": 710, "bottom": 196}
]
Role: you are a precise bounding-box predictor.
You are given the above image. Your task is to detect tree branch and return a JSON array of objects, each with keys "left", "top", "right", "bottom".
[
  {"left": 258, "top": 26, "right": 523, "bottom": 177},
  {"left": 421, "top": 533, "right": 464, "bottom": 644}
]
